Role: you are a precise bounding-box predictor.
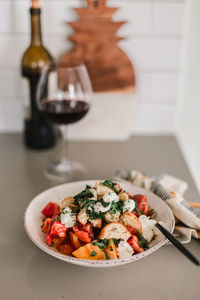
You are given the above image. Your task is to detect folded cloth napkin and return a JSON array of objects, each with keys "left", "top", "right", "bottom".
[{"left": 114, "top": 170, "right": 200, "bottom": 243}]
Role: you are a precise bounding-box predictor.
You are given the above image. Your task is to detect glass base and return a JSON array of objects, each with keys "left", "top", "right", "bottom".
[{"left": 44, "top": 159, "right": 87, "bottom": 183}]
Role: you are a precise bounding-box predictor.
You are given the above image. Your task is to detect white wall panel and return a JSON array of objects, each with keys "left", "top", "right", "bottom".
[
  {"left": 153, "top": 3, "right": 185, "bottom": 35},
  {"left": 132, "top": 104, "right": 177, "bottom": 134},
  {"left": 0, "top": 0, "right": 186, "bottom": 134},
  {"left": 120, "top": 38, "right": 183, "bottom": 70}
]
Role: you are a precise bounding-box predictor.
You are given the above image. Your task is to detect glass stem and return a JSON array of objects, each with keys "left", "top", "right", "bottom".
[{"left": 58, "top": 125, "right": 71, "bottom": 170}]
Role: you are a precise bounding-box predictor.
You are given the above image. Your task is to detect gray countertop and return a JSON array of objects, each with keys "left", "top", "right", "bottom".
[{"left": 0, "top": 134, "right": 199, "bottom": 300}]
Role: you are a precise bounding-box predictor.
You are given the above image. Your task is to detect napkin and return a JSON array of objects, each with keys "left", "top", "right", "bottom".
[{"left": 114, "top": 170, "right": 200, "bottom": 243}]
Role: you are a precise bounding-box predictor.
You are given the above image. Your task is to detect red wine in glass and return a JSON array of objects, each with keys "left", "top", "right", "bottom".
[
  {"left": 41, "top": 99, "right": 90, "bottom": 125},
  {"left": 37, "top": 64, "right": 92, "bottom": 182}
]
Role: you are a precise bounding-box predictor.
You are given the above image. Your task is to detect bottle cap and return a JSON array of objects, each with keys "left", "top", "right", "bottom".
[{"left": 31, "top": 0, "right": 39, "bottom": 9}]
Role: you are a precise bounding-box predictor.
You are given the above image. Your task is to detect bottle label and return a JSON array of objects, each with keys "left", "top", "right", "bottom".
[{"left": 22, "top": 78, "right": 31, "bottom": 120}]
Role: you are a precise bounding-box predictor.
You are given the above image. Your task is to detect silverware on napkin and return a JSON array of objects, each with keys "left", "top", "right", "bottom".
[{"left": 114, "top": 169, "right": 200, "bottom": 266}]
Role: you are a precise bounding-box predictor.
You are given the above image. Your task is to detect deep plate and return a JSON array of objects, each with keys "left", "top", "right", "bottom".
[{"left": 24, "top": 180, "right": 175, "bottom": 267}]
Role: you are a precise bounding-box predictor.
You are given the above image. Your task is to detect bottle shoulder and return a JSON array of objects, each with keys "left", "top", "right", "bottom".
[{"left": 21, "top": 45, "right": 54, "bottom": 73}]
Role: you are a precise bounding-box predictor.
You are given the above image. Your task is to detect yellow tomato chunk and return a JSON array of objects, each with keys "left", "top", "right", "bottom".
[
  {"left": 72, "top": 243, "right": 106, "bottom": 260},
  {"left": 105, "top": 239, "right": 118, "bottom": 260}
]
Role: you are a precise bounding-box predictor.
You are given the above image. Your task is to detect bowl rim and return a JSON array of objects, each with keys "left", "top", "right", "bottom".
[{"left": 24, "top": 179, "right": 175, "bottom": 267}]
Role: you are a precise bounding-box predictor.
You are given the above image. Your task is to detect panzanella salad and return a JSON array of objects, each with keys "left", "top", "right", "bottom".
[{"left": 41, "top": 180, "right": 160, "bottom": 260}]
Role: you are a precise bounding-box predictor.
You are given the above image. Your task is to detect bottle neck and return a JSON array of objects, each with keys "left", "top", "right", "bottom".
[{"left": 30, "top": 8, "right": 42, "bottom": 46}]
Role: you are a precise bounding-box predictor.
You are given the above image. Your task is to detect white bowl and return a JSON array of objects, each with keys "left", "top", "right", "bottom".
[{"left": 24, "top": 180, "right": 175, "bottom": 268}]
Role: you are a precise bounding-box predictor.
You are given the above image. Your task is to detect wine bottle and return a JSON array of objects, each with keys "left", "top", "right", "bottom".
[{"left": 21, "top": 0, "right": 55, "bottom": 149}]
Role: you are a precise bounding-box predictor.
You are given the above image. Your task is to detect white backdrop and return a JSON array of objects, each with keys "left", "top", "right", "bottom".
[
  {"left": 0, "top": 0, "right": 185, "bottom": 134},
  {"left": 177, "top": 0, "right": 200, "bottom": 192}
]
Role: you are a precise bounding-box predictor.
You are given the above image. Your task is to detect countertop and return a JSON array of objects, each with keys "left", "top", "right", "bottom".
[{"left": 0, "top": 134, "right": 199, "bottom": 300}]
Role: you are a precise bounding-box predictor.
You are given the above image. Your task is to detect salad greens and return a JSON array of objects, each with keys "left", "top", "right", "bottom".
[
  {"left": 92, "top": 239, "right": 109, "bottom": 251},
  {"left": 101, "top": 179, "right": 119, "bottom": 194}
]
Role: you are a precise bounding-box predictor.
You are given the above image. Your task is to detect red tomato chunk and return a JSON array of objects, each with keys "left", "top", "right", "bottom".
[
  {"left": 46, "top": 220, "right": 68, "bottom": 246},
  {"left": 73, "top": 222, "right": 94, "bottom": 243},
  {"left": 41, "top": 202, "right": 61, "bottom": 218},
  {"left": 128, "top": 235, "right": 144, "bottom": 253},
  {"left": 127, "top": 225, "right": 138, "bottom": 236},
  {"left": 131, "top": 194, "right": 149, "bottom": 216}
]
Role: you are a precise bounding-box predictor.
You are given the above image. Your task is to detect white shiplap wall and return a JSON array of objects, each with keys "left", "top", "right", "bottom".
[{"left": 0, "top": 0, "right": 185, "bottom": 134}]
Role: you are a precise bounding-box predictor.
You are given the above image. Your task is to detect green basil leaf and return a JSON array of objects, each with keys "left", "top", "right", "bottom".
[
  {"left": 90, "top": 251, "right": 97, "bottom": 257},
  {"left": 102, "top": 179, "right": 119, "bottom": 194}
]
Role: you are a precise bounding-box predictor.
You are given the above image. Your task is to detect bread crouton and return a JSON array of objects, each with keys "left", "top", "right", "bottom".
[
  {"left": 99, "top": 222, "right": 131, "bottom": 241},
  {"left": 120, "top": 212, "right": 142, "bottom": 233},
  {"left": 89, "top": 219, "right": 102, "bottom": 228},
  {"left": 95, "top": 182, "right": 113, "bottom": 196},
  {"left": 104, "top": 211, "right": 120, "bottom": 223},
  {"left": 118, "top": 190, "right": 129, "bottom": 201},
  {"left": 61, "top": 196, "right": 76, "bottom": 209},
  {"left": 77, "top": 207, "right": 88, "bottom": 225}
]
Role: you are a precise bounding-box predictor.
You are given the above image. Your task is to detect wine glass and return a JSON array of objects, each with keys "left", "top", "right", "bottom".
[{"left": 37, "top": 64, "right": 93, "bottom": 182}]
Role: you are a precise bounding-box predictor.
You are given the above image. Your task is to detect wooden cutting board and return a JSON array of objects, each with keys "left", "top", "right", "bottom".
[{"left": 59, "top": 0, "right": 136, "bottom": 93}]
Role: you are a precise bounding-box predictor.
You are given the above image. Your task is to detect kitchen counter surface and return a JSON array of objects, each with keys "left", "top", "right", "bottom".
[{"left": 0, "top": 134, "right": 199, "bottom": 300}]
